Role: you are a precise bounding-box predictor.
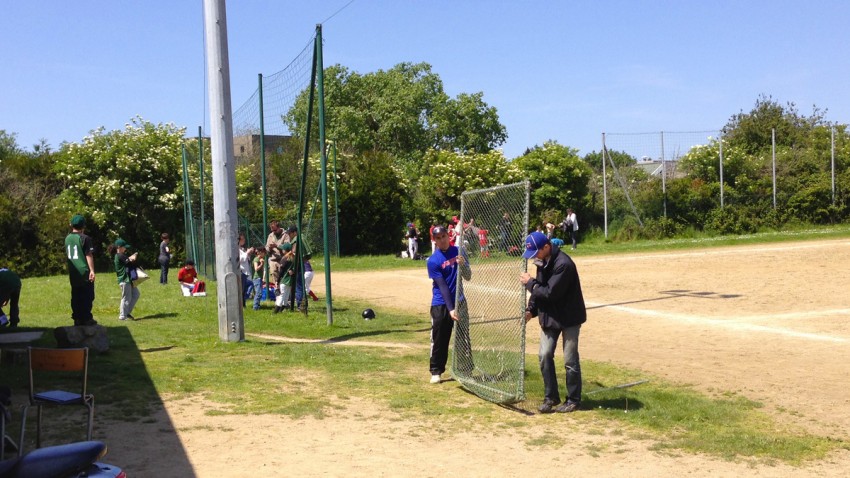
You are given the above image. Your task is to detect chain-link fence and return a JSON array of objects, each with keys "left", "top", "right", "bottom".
[
  {"left": 598, "top": 127, "right": 849, "bottom": 237},
  {"left": 452, "top": 181, "right": 530, "bottom": 404},
  {"left": 601, "top": 130, "right": 720, "bottom": 231}
]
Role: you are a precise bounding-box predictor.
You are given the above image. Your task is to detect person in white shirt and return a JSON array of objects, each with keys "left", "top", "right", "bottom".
[
  {"left": 561, "top": 208, "right": 579, "bottom": 250},
  {"left": 238, "top": 233, "right": 254, "bottom": 307}
]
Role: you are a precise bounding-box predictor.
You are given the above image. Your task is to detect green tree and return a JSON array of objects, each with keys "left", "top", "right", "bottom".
[
  {"left": 284, "top": 62, "right": 506, "bottom": 163},
  {"left": 335, "top": 150, "right": 405, "bottom": 254},
  {"left": 0, "top": 131, "right": 67, "bottom": 275},
  {"left": 513, "top": 141, "right": 592, "bottom": 227},
  {"left": 582, "top": 149, "right": 636, "bottom": 173},
  {"left": 432, "top": 92, "right": 507, "bottom": 153},
  {"left": 723, "top": 95, "right": 827, "bottom": 155},
  {"left": 54, "top": 117, "right": 186, "bottom": 268}
]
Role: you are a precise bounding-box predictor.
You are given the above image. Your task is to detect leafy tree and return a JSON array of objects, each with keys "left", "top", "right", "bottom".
[
  {"left": 582, "top": 149, "right": 636, "bottom": 173},
  {"left": 284, "top": 62, "right": 506, "bottom": 163},
  {"left": 432, "top": 92, "right": 507, "bottom": 153},
  {"left": 0, "top": 131, "right": 67, "bottom": 275},
  {"left": 54, "top": 117, "right": 186, "bottom": 268},
  {"left": 513, "top": 141, "right": 592, "bottom": 227},
  {"left": 723, "top": 95, "right": 827, "bottom": 155},
  {"left": 335, "top": 150, "right": 405, "bottom": 254}
]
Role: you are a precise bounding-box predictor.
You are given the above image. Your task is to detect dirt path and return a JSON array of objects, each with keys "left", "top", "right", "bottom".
[
  {"left": 320, "top": 239, "right": 850, "bottom": 439},
  {"left": 107, "top": 238, "right": 850, "bottom": 477}
]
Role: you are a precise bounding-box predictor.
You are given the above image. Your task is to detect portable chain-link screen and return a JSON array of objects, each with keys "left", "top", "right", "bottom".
[{"left": 452, "top": 180, "right": 530, "bottom": 404}]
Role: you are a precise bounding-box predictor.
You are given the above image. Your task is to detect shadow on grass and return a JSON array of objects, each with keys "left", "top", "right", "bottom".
[
  {"left": 583, "top": 396, "right": 646, "bottom": 412},
  {"left": 134, "top": 312, "right": 179, "bottom": 321},
  {"left": 1, "top": 325, "right": 194, "bottom": 476},
  {"left": 253, "top": 328, "right": 424, "bottom": 346}
]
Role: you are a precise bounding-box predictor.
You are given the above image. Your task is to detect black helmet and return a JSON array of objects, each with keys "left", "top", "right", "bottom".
[{"left": 362, "top": 308, "right": 376, "bottom": 320}]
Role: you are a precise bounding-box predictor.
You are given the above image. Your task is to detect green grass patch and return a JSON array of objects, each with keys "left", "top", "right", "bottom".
[{"left": 2, "top": 271, "right": 845, "bottom": 463}]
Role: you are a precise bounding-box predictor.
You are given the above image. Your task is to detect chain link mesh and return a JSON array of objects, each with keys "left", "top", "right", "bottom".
[{"left": 452, "top": 181, "right": 530, "bottom": 404}]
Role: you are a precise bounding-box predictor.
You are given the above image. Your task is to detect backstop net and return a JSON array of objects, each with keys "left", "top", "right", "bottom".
[{"left": 452, "top": 180, "right": 530, "bottom": 404}]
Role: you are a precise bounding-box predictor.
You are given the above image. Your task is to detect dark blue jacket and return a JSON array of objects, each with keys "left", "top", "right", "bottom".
[{"left": 525, "top": 245, "right": 586, "bottom": 329}]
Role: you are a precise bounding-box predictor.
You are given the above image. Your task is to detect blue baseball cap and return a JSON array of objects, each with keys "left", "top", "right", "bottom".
[{"left": 522, "top": 231, "right": 549, "bottom": 259}]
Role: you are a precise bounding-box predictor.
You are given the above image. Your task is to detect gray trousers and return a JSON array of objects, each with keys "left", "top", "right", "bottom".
[
  {"left": 539, "top": 324, "right": 582, "bottom": 404},
  {"left": 119, "top": 282, "right": 140, "bottom": 319}
]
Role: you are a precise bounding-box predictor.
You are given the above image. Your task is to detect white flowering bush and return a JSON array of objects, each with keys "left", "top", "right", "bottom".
[
  {"left": 417, "top": 148, "right": 521, "bottom": 221},
  {"left": 55, "top": 116, "right": 187, "bottom": 257}
]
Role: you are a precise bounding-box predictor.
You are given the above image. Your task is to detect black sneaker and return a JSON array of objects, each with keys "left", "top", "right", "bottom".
[
  {"left": 538, "top": 399, "right": 560, "bottom": 414},
  {"left": 555, "top": 402, "right": 580, "bottom": 413}
]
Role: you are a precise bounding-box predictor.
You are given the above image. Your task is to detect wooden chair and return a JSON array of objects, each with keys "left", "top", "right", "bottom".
[{"left": 18, "top": 347, "right": 94, "bottom": 454}]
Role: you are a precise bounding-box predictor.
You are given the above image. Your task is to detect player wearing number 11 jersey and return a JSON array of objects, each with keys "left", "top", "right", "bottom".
[{"left": 65, "top": 214, "right": 97, "bottom": 326}]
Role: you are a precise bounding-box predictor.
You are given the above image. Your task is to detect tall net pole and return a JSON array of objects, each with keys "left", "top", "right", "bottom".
[
  {"left": 197, "top": 127, "right": 206, "bottom": 276},
  {"left": 257, "top": 73, "right": 271, "bottom": 298},
  {"left": 832, "top": 127, "right": 836, "bottom": 205},
  {"left": 315, "top": 24, "right": 334, "bottom": 325}
]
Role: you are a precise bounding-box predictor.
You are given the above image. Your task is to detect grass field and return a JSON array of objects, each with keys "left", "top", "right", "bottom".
[{"left": 4, "top": 225, "right": 850, "bottom": 470}]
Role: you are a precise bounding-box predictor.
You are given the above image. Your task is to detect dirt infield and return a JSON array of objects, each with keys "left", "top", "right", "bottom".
[
  {"left": 109, "top": 238, "right": 850, "bottom": 477},
  {"left": 329, "top": 238, "right": 850, "bottom": 437}
]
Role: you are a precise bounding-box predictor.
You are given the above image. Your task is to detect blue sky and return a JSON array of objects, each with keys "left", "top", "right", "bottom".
[{"left": 2, "top": 1, "right": 848, "bottom": 159}]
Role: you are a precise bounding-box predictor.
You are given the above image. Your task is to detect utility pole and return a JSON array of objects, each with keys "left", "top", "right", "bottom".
[{"left": 203, "top": 0, "right": 243, "bottom": 342}]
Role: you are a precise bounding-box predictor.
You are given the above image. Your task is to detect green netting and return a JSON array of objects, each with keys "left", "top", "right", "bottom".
[
  {"left": 452, "top": 181, "right": 530, "bottom": 404},
  {"left": 183, "top": 32, "right": 339, "bottom": 284}
]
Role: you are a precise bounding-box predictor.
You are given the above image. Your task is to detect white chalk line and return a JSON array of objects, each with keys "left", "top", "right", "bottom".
[
  {"left": 585, "top": 301, "right": 849, "bottom": 343},
  {"left": 577, "top": 239, "right": 850, "bottom": 264}
]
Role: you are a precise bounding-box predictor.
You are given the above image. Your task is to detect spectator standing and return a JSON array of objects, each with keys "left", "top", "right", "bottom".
[
  {"left": 65, "top": 214, "right": 97, "bottom": 326},
  {"left": 265, "top": 221, "right": 288, "bottom": 291},
  {"left": 406, "top": 222, "right": 419, "bottom": 259},
  {"left": 452, "top": 216, "right": 463, "bottom": 248},
  {"left": 285, "top": 225, "right": 308, "bottom": 311},
  {"left": 304, "top": 253, "right": 319, "bottom": 301},
  {"left": 238, "top": 233, "right": 254, "bottom": 307},
  {"left": 499, "top": 212, "right": 512, "bottom": 252},
  {"left": 270, "top": 243, "right": 294, "bottom": 313},
  {"left": 562, "top": 208, "right": 579, "bottom": 250},
  {"left": 520, "top": 231, "right": 587, "bottom": 414},
  {"left": 477, "top": 227, "right": 490, "bottom": 258},
  {"left": 108, "top": 239, "right": 140, "bottom": 321},
  {"left": 158, "top": 233, "right": 172, "bottom": 285},
  {"left": 251, "top": 246, "right": 267, "bottom": 310},
  {"left": 0, "top": 268, "right": 21, "bottom": 328}
]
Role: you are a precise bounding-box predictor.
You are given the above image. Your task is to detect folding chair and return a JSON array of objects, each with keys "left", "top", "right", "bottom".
[{"left": 18, "top": 347, "right": 94, "bottom": 454}]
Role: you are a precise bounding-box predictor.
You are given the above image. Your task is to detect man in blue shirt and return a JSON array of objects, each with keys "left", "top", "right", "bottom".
[{"left": 426, "top": 225, "right": 472, "bottom": 384}]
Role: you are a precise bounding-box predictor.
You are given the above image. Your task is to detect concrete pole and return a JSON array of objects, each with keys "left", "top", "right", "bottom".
[{"left": 203, "top": 0, "right": 243, "bottom": 342}]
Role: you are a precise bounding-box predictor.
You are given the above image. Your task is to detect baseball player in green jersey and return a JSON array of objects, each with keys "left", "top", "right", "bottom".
[{"left": 65, "top": 214, "right": 97, "bottom": 326}]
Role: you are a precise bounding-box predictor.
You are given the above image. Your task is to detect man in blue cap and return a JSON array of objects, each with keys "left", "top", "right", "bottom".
[
  {"left": 65, "top": 214, "right": 97, "bottom": 326},
  {"left": 520, "top": 231, "right": 586, "bottom": 413}
]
